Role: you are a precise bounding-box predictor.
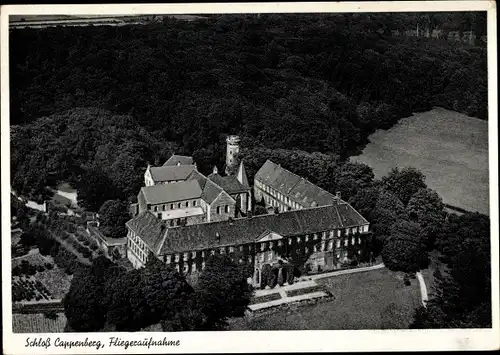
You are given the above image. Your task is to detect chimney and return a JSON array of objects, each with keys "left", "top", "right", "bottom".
[
  {"left": 213, "top": 165, "right": 218, "bottom": 175},
  {"left": 336, "top": 191, "right": 341, "bottom": 200}
]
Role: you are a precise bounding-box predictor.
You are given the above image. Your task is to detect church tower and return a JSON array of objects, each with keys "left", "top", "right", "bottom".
[{"left": 225, "top": 135, "right": 240, "bottom": 176}]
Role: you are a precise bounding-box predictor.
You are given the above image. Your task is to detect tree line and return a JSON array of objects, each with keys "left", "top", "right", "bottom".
[
  {"left": 63, "top": 254, "right": 253, "bottom": 332},
  {"left": 10, "top": 13, "right": 487, "bottom": 205}
]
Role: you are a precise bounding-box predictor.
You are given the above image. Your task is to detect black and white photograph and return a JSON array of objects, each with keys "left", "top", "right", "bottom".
[{"left": 1, "top": 1, "right": 498, "bottom": 353}]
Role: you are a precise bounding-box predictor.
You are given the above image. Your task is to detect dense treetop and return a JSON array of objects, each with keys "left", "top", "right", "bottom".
[{"left": 10, "top": 13, "right": 487, "bottom": 204}]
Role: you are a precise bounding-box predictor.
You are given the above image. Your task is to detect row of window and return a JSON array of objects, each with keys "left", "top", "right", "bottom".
[
  {"left": 257, "top": 180, "right": 303, "bottom": 209},
  {"left": 151, "top": 199, "right": 199, "bottom": 213},
  {"left": 171, "top": 254, "right": 252, "bottom": 274},
  {"left": 162, "top": 233, "right": 365, "bottom": 265},
  {"left": 215, "top": 205, "right": 231, "bottom": 214},
  {"left": 165, "top": 245, "right": 246, "bottom": 263},
  {"left": 128, "top": 230, "right": 147, "bottom": 250},
  {"left": 127, "top": 237, "right": 148, "bottom": 263}
]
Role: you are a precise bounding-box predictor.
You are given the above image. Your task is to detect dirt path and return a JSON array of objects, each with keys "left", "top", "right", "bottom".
[{"left": 416, "top": 271, "right": 429, "bottom": 307}]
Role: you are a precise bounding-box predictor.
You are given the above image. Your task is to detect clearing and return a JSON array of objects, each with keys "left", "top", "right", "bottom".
[
  {"left": 229, "top": 267, "right": 421, "bottom": 330},
  {"left": 350, "top": 107, "right": 489, "bottom": 215}
]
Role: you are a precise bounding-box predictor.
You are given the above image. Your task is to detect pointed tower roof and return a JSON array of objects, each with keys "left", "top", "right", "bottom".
[{"left": 237, "top": 160, "right": 249, "bottom": 187}]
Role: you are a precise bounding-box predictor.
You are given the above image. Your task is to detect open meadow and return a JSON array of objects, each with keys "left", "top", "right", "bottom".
[
  {"left": 229, "top": 267, "right": 421, "bottom": 330},
  {"left": 350, "top": 107, "right": 489, "bottom": 215},
  {"left": 12, "top": 312, "right": 67, "bottom": 333}
]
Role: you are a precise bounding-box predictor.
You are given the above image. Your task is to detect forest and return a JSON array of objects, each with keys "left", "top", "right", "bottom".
[{"left": 10, "top": 12, "right": 487, "bottom": 205}]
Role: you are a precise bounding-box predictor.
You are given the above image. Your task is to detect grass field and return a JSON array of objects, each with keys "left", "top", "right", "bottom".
[
  {"left": 350, "top": 107, "right": 489, "bottom": 215},
  {"left": 12, "top": 312, "right": 67, "bottom": 333},
  {"left": 229, "top": 268, "right": 421, "bottom": 330}
]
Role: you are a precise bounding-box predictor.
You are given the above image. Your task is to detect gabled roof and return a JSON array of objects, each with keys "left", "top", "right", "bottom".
[
  {"left": 255, "top": 159, "right": 339, "bottom": 208},
  {"left": 207, "top": 173, "right": 250, "bottom": 194},
  {"left": 201, "top": 178, "right": 225, "bottom": 204},
  {"left": 188, "top": 169, "right": 235, "bottom": 204},
  {"left": 126, "top": 211, "right": 168, "bottom": 254},
  {"left": 255, "top": 160, "right": 301, "bottom": 195},
  {"left": 159, "top": 203, "right": 369, "bottom": 254},
  {"left": 163, "top": 155, "right": 194, "bottom": 166},
  {"left": 140, "top": 180, "right": 203, "bottom": 205},
  {"left": 149, "top": 165, "right": 196, "bottom": 182}
]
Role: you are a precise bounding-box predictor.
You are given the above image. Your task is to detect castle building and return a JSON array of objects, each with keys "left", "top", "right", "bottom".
[
  {"left": 254, "top": 160, "right": 342, "bottom": 212},
  {"left": 125, "top": 136, "right": 371, "bottom": 285},
  {"left": 127, "top": 136, "right": 252, "bottom": 266},
  {"left": 126, "top": 202, "right": 370, "bottom": 286}
]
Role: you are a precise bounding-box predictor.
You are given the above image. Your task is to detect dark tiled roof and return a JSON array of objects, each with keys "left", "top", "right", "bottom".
[
  {"left": 149, "top": 165, "right": 196, "bottom": 182},
  {"left": 140, "top": 180, "right": 203, "bottom": 205},
  {"left": 126, "top": 211, "right": 168, "bottom": 254},
  {"left": 255, "top": 159, "right": 339, "bottom": 208},
  {"left": 186, "top": 170, "right": 207, "bottom": 189},
  {"left": 208, "top": 174, "right": 250, "bottom": 194},
  {"left": 289, "top": 179, "right": 337, "bottom": 207},
  {"left": 159, "top": 203, "right": 369, "bottom": 254},
  {"left": 187, "top": 170, "right": 232, "bottom": 204},
  {"left": 255, "top": 160, "right": 300, "bottom": 195},
  {"left": 163, "top": 155, "right": 194, "bottom": 166},
  {"left": 201, "top": 178, "right": 224, "bottom": 204}
]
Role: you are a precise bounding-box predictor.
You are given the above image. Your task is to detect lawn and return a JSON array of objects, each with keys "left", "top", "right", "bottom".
[
  {"left": 350, "top": 107, "right": 489, "bottom": 215},
  {"left": 229, "top": 268, "right": 421, "bottom": 330}
]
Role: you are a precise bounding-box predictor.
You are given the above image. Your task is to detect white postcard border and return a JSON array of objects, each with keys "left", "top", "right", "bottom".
[{"left": 1, "top": 2, "right": 498, "bottom": 353}]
